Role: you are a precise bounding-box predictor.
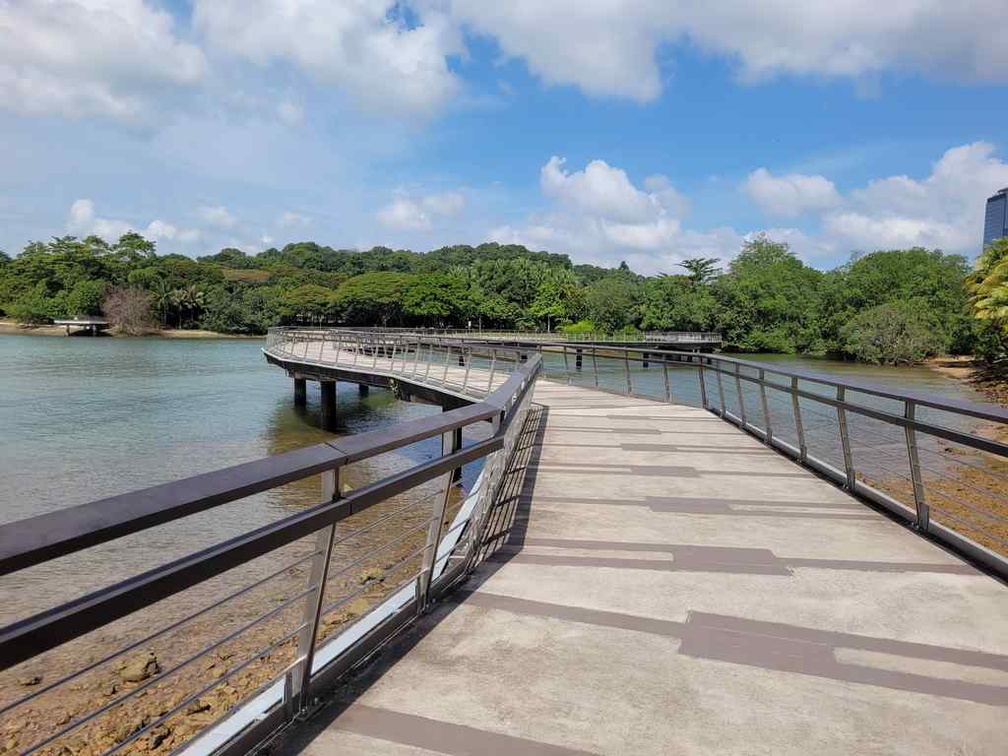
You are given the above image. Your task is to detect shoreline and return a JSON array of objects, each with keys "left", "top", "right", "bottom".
[
  {"left": 926, "top": 355, "right": 1008, "bottom": 408},
  {"left": 0, "top": 320, "right": 262, "bottom": 340}
]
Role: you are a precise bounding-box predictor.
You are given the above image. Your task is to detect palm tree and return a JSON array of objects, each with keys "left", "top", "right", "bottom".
[{"left": 148, "top": 279, "right": 173, "bottom": 326}]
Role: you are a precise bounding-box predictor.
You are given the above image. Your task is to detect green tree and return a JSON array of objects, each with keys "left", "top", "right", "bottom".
[
  {"left": 677, "top": 258, "right": 721, "bottom": 285},
  {"left": 586, "top": 277, "right": 639, "bottom": 333},
  {"left": 283, "top": 284, "right": 336, "bottom": 323},
  {"left": 332, "top": 273, "right": 415, "bottom": 326},
  {"left": 967, "top": 238, "right": 1008, "bottom": 363},
  {"left": 839, "top": 302, "right": 944, "bottom": 365},
  {"left": 66, "top": 279, "right": 108, "bottom": 316},
  {"left": 713, "top": 236, "right": 822, "bottom": 353}
]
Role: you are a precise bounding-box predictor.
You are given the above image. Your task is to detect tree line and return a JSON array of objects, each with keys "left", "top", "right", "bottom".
[{"left": 0, "top": 232, "right": 1006, "bottom": 367}]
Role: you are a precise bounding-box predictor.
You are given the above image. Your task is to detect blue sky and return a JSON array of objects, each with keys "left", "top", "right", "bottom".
[{"left": 1, "top": 1, "right": 1007, "bottom": 273}]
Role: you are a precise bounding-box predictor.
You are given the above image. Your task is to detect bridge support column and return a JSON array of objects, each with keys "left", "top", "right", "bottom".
[
  {"left": 519, "top": 353, "right": 527, "bottom": 363},
  {"left": 642, "top": 351, "right": 650, "bottom": 369},
  {"left": 320, "top": 381, "right": 337, "bottom": 431},
  {"left": 575, "top": 349, "right": 583, "bottom": 370},
  {"left": 293, "top": 377, "right": 307, "bottom": 407},
  {"left": 358, "top": 384, "right": 369, "bottom": 397}
]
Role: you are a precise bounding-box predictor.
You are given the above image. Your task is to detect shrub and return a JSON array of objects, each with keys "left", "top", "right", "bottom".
[{"left": 839, "top": 301, "right": 943, "bottom": 365}]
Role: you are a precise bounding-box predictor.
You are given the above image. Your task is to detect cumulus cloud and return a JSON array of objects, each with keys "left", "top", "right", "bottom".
[
  {"left": 68, "top": 199, "right": 200, "bottom": 243},
  {"left": 822, "top": 142, "right": 1008, "bottom": 252},
  {"left": 376, "top": 190, "right": 466, "bottom": 231},
  {"left": 0, "top": 0, "right": 205, "bottom": 121},
  {"left": 198, "top": 205, "right": 237, "bottom": 229},
  {"left": 743, "top": 168, "right": 842, "bottom": 218},
  {"left": 491, "top": 156, "right": 845, "bottom": 272},
  {"left": 194, "top": 0, "right": 462, "bottom": 117},
  {"left": 449, "top": 1, "right": 1008, "bottom": 102}
]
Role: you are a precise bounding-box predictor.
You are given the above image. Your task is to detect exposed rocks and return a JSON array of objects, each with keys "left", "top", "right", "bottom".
[
  {"left": 120, "top": 653, "right": 160, "bottom": 684},
  {"left": 18, "top": 676, "right": 41, "bottom": 687}
]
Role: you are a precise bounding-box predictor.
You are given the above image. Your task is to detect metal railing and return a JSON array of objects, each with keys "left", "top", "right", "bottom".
[
  {"left": 300, "top": 326, "right": 722, "bottom": 345},
  {"left": 0, "top": 344, "right": 539, "bottom": 755},
  {"left": 266, "top": 329, "right": 1008, "bottom": 578}
]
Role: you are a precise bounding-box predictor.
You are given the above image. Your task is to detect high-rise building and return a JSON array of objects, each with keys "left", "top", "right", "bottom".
[{"left": 984, "top": 187, "right": 1008, "bottom": 247}]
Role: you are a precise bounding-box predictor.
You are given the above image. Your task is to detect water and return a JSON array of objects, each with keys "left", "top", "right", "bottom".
[{"left": 0, "top": 334, "right": 449, "bottom": 619}]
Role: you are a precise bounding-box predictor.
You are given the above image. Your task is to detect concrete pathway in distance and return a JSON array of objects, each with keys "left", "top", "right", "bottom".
[{"left": 279, "top": 381, "right": 1008, "bottom": 756}]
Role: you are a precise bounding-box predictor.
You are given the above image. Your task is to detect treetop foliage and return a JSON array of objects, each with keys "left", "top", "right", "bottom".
[{"left": 0, "top": 231, "right": 999, "bottom": 365}]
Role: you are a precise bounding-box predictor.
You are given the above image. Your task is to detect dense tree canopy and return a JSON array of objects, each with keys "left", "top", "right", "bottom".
[{"left": 0, "top": 232, "right": 996, "bottom": 366}]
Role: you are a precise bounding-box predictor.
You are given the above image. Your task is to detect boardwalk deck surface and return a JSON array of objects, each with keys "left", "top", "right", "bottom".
[{"left": 277, "top": 380, "right": 1007, "bottom": 755}]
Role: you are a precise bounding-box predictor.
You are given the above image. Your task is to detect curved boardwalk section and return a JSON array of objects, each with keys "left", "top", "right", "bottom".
[{"left": 278, "top": 381, "right": 1007, "bottom": 756}]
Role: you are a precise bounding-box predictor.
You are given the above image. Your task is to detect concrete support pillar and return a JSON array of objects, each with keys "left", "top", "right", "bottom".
[
  {"left": 358, "top": 383, "right": 369, "bottom": 397},
  {"left": 293, "top": 377, "right": 307, "bottom": 407},
  {"left": 519, "top": 353, "right": 527, "bottom": 363},
  {"left": 642, "top": 351, "right": 650, "bottom": 369},
  {"left": 575, "top": 348, "right": 583, "bottom": 370},
  {"left": 320, "top": 381, "right": 337, "bottom": 431},
  {"left": 458, "top": 353, "right": 465, "bottom": 366}
]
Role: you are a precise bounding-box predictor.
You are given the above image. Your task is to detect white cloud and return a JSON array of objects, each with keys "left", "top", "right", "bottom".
[
  {"left": 376, "top": 190, "right": 466, "bottom": 231},
  {"left": 278, "top": 211, "right": 312, "bottom": 227},
  {"left": 743, "top": 168, "right": 841, "bottom": 218},
  {"left": 449, "top": 0, "right": 1008, "bottom": 102},
  {"left": 194, "top": 1, "right": 462, "bottom": 117},
  {"left": 822, "top": 142, "right": 1008, "bottom": 252},
  {"left": 0, "top": 0, "right": 205, "bottom": 121},
  {"left": 68, "top": 199, "right": 200, "bottom": 244},
  {"left": 198, "top": 205, "right": 237, "bottom": 229},
  {"left": 493, "top": 156, "right": 707, "bottom": 271}
]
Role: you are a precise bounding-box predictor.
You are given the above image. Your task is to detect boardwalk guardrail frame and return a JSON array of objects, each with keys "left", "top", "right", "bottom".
[
  {"left": 0, "top": 344, "right": 539, "bottom": 755},
  {"left": 268, "top": 328, "right": 1008, "bottom": 578}
]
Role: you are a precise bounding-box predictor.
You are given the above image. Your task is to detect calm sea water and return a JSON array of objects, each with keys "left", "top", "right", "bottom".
[{"left": 0, "top": 335, "right": 986, "bottom": 618}]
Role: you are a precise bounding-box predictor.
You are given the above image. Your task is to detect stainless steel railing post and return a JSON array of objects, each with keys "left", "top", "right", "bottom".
[
  {"left": 662, "top": 360, "right": 671, "bottom": 403},
  {"left": 488, "top": 349, "right": 497, "bottom": 393},
  {"left": 623, "top": 351, "right": 632, "bottom": 394},
  {"left": 697, "top": 358, "right": 708, "bottom": 409},
  {"left": 734, "top": 364, "right": 747, "bottom": 427},
  {"left": 904, "top": 400, "right": 929, "bottom": 532},
  {"left": 284, "top": 466, "right": 340, "bottom": 717},
  {"left": 759, "top": 369, "right": 772, "bottom": 445},
  {"left": 562, "top": 346, "right": 571, "bottom": 384},
  {"left": 716, "top": 363, "right": 726, "bottom": 417},
  {"left": 417, "top": 431, "right": 455, "bottom": 612},
  {"left": 791, "top": 376, "right": 807, "bottom": 462},
  {"left": 837, "top": 386, "right": 856, "bottom": 489},
  {"left": 591, "top": 348, "right": 599, "bottom": 388}
]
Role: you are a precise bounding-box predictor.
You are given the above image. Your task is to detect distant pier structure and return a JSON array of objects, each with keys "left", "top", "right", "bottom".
[{"left": 53, "top": 316, "right": 110, "bottom": 336}]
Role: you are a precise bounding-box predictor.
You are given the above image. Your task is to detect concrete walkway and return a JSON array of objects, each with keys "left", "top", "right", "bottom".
[{"left": 278, "top": 381, "right": 1008, "bottom": 756}]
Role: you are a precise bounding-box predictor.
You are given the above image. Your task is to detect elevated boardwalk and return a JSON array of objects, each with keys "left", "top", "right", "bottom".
[{"left": 277, "top": 382, "right": 1007, "bottom": 755}]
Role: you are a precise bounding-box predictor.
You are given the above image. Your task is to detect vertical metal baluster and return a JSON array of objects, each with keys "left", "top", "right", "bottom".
[
  {"left": 487, "top": 350, "right": 497, "bottom": 392},
  {"left": 562, "top": 346, "right": 571, "bottom": 385},
  {"left": 371, "top": 337, "right": 379, "bottom": 369},
  {"left": 417, "top": 431, "right": 455, "bottom": 610},
  {"left": 904, "top": 400, "right": 929, "bottom": 531},
  {"left": 284, "top": 467, "right": 340, "bottom": 716},
  {"left": 697, "top": 359, "right": 708, "bottom": 409},
  {"left": 623, "top": 351, "right": 632, "bottom": 395},
  {"left": 716, "top": 363, "right": 726, "bottom": 417},
  {"left": 662, "top": 360, "right": 671, "bottom": 403},
  {"left": 791, "top": 377, "right": 807, "bottom": 463},
  {"left": 462, "top": 348, "right": 472, "bottom": 391},
  {"left": 591, "top": 348, "right": 599, "bottom": 387},
  {"left": 759, "top": 369, "right": 772, "bottom": 445},
  {"left": 425, "top": 342, "right": 434, "bottom": 380},
  {"left": 442, "top": 344, "right": 451, "bottom": 383},
  {"left": 334, "top": 334, "right": 344, "bottom": 366},
  {"left": 734, "top": 364, "right": 747, "bottom": 427},
  {"left": 837, "top": 386, "right": 856, "bottom": 490}
]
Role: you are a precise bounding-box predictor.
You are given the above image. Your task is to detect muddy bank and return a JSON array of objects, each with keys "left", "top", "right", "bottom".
[{"left": 0, "top": 320, "right": 260, "bottom": 340}]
